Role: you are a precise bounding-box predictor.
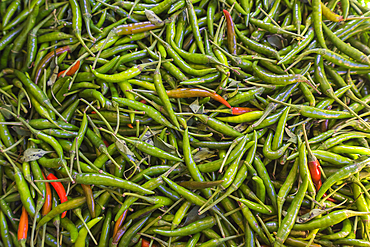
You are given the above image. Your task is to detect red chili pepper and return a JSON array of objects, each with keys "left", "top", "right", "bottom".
[
  {"left": 302, "top": 125, "right": 336, "bottom": 202},
  {"left": 142, "top": 239, "right": 157, "bottom": 247},
  {"left": 308, "top": 159, "right": 321, "bottom": 185},
  {"left": 113, "top": 209, "right": 128, "bottom": 237},
  {"left": 140, "top": 99, "right": 147, "bottom": 104},
  {"left": 34, "top": 45, "right": 72, "bottom": 84},
  {"left": 127, "top": 124, "right": 134, "bottom": 129},
  {"left": 103, "top": 140, "right": 109, "bottom": 147},
  {"left": 42, "top": 172, "right": 52, "bottom": 216},
  {"left": 47, "top": 173, "right": 68, "bottom": 218},
  {"left": 308, "top": 156, "right": 336, "bottom": 201},
  {"left": 18, "top": 206, "right": 28, "bottom": 243},
  {"left": 166, "top": 88, "right": 231, "bottom": 108},
  {"left": 223, "top": 9, "right": 237, "bottom": 55},
  {"left": 58, "top": 60, "right": 80, "bottom": 78},
  {"left": 231, "top": 107, "right": 259, "bottom": 115},
  {"left": 91, "top": 111, "right": 96, "bottom": 114}
]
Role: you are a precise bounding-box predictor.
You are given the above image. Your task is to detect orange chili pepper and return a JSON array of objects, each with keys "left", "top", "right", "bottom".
[
  {"left": 57, "top": 60, "right": 80, "bottom": 78},
  {"left": 18, "top": 206, "right": 28, "bottom": 244},
  {"left": 231, "top": 107, "right": 259, "bottom": 115},
  {"left": 127, "top": 124, "right": 134, "bottom": 129},
  {"left": 81, "top": 184, "right": 96, "bottom": 218},
  {"left": 142, "top": 239, "right": 157, "bottom": 247},
  {"left": 42, "top": 172, "right": 52, "bottom": 216},
  {"left": 166, "top": 88, "right": 231, "bottom": 108},
  {"left": 34, "top": 45, "right": 72, "bottom": 84},
  {"left": 113, "top": 209, "right": 128, "bottom": 237},
  {"left": 47, "top": 173, "right": 68, "bottom": 218},
  {"left": 223, "top": 9, "right": 237, "bottom": 55},
  {"left": 116, "top": 22, "right": 161, "bottom": 35}
]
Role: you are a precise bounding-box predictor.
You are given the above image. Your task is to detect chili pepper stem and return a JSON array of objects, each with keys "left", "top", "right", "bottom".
[
  {"left": 0, "top": 183, "right": 17, "bottom": 200},
  {"left": 229, "top": 194, "right": 272, "bottom": 213},
  {"left": 74, "top": 209, "right": 98, "bottom": 245},
  {"left": 61, "top": 53, "right": 87, "bottom": 79},
  {"left": 245, "top": 80, "right": 279, "bottom": 89},
  {"left": 319, "top": 183, "right": 347, "bottom": 205},
  {"left": 219, "top": 137, "right": 243, "bottom": 173},
  {"left": 199, "top": 187, "right": 221, "bottom": 213},
  {"left": 177, "top": 128, "right": 214, "bottom": 138},
  {"left": 345, "top": 16, "right": 370, "bottom": 20},
  {"left": 205, "top": 109, "right": 233, "bottom": 114},
  {"left": 331, "top": 93, "right": 370, "bottom": 131},
  {"left": 93, "top": 31, "right": 115, "bottom": 70},
  {"left": 1, "top": 136, "right": 24, "bottom": 152},
  {"left": 302, "top": 124, "right": 317, "bottom": 161},
  {"left": 40, "top": 224, "right": 46, "bottom": 247},
  {"left": 256, "top": 214, "right": 275, "bottom": 244},
  {"left": 30, "top": 205, "right": 42, "bottom": 247},
  {"left": 34, "top": 178, "right": 70, "bottom": 183},
  {"left": 266, "top": 96, "right": 300, "bottom": 108},
  {"left": 27, "top": 179, "right": 43, "bottom": 197},
  {"left": 80, "top": 98, "right": 114, "bottom": 132},
  {"left": 334, "top": 120, "right": 357, "bottom": 132}
]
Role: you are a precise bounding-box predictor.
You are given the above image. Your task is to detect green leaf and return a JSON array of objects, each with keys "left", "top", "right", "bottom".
[
  {"left": 22, "top": 148, "right": 53, "bottom": 162},
  {"left": 116, "top": 139, "right": 135, "bottom": 157}
]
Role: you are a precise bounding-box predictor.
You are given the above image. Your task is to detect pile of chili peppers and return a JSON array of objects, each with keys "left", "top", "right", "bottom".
[{"left": 2, "top": 0, "right": 370, "bottom": 246}]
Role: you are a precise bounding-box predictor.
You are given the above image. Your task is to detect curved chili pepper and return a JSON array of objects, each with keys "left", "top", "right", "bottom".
[
  {"left": 34, "top": 45, "right": 77, "bottom": 84},
  {"left": 153, "top": 216, "right": 216, "bottom": 236},
  {"left": 321, "top": 2, "right": 343, "bottom": 22},
  {"left": 42, "top": 173, "right": 52, "bottom": 216},
  {"left": 312, "top": 0, "right": 327, "bottom": 49},
  {"left": 90, "top": 60, "right": 161, "bottom": 83},
  {"left": 115, "top": 21, "right": 164, "bottom": 35},
  {"left": 166, "top": 88, "right": 231, "bottom": 108},
  {"left": 231, "top": 107, "right": 259, "bottom": 115},
  {"left": 18, "top": 206, "right": 28, "bottom": 246},
  {"left": 275, "top": 175, "right": 308, "bottom": 247},
  {"left": 315, "top": 180, "right": 337, "bottom": 203},
  {"left": 223, "top": 10, "right": 237, "bottom": 55},
  {"left": 113, "top": 209, "right": 128, "bottom": 237},
  {"left": 47, "top": 173, "right": 68, "bottom": 218},
  {"left": 81, "top": 184, "right": 95, "bottom": 218},
  {"left": 57, "top": 60, "right": 80, "bottom": 78}
]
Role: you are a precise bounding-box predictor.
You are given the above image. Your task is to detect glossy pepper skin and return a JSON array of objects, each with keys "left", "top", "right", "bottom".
[
  {"left": 18, "top": 206, "right": 28, "bottom": 246},
  {"left": 47, "top": 173, "right": 68, "bottom": 218},
  {"left": 4, "top": 0, "right": 370, "bottom": 246},
  {"left": 223, "top": 10, "right": 237, "bottom": 55}
]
